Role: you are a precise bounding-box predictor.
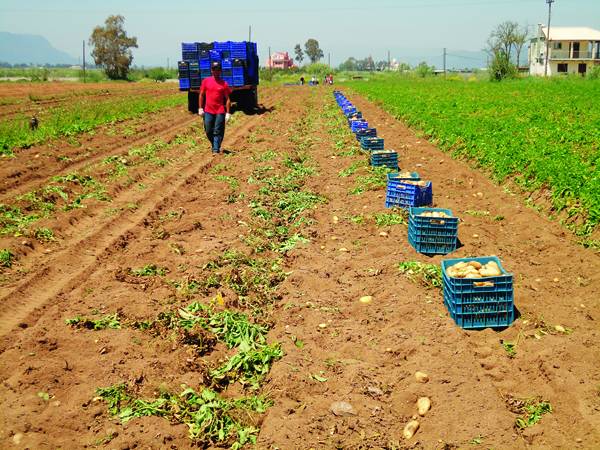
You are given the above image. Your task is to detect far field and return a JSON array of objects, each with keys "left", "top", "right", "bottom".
[{"left": 0, "top": 78, "right": 599, "bottom": 449}]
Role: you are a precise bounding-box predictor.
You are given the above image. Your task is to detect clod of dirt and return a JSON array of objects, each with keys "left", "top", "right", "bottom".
[
  {"left": 415, "top": 371, "right": 429, "bottom": 383},
  {"left": 417, "top": 397, "right": 431, "bottom": 416},
  {"left": 379, "top": 232, "right": 388, "bottom": 237},
  {"left": 339, "top": 247, "right": 349, "bottom": 252},
  {"left": 330, "top": 401, "right": 356, "bottom": 417},
  {"left": 359, "top": 296, "right": 373, "bottom": 304},
  {"left": 367, "top": 386, "right": 384, "bottom": 397},
  {"left": 333, "top": 216, "right": 339, "bottom": 223},
  {"left": 554, "top": 325, "right": 566, "bottom": 333},
  {"left": 403, "top": 420, "right": 420, "bottom": 439}
]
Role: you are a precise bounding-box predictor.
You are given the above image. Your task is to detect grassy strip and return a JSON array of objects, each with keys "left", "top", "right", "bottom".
[
  {"left": 0, "top": 92, "right": 185, "bottom": 156},
  {"left": 344, "top": 77, "right": 600, "bottom": 236}
]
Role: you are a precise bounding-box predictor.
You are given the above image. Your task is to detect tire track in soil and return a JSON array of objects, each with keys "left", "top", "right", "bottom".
[
  {"left": 0, "top": 108, "right": 197, "bottom": 200},
  {"left": 0, "top": 90, "right": 283, "bottom": 340}
]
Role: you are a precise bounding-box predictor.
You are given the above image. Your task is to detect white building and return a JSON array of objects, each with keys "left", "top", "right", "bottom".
[{"left": 529, "top": 24, "right": 600, "bottom": 76}]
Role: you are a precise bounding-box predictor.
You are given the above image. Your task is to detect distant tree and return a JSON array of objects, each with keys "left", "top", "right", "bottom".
[
  {"left": 89, "top": 15, "right": 138, "bottom": 80},
  {"left": 304, "top": 39, "right": 324, "bottom": 64},
  {"left": 375, "top": 60, "right": 388, "bottom": 71},
  {"left": 486, "top": 21, "right": 523, "bottom": 80},
  {"left": 147, "top": 67, "right": 169, "bottom": 82},
  {"left": 513, "top": 25, "right": 529, "bottom": 68},
  {"left": 294, "top": 44, "right": 304, "bottom": 65},
  {"left": 397, "top": 62, "right": 411, "bottom": 73},
  {"left": 339, "top": 57, "right": 358, "bottom": 71},
  {"left": 415, "top": 61, "right": 434, "bottom": 78}
]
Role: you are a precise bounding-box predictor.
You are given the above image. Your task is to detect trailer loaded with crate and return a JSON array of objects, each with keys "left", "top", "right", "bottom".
[{"left": 178, "top": 41, "right": 259, "bottom": 112}]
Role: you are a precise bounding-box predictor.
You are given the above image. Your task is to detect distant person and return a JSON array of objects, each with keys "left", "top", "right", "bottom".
[
  {"left": 300, "top": 76, "right": 305, "bottom": 85},
  {"left": 328, "top": 74, "right": 334, "bottom": 85},
  {"left": 198, "top": 61, "right": 231, "bottom": 154}
]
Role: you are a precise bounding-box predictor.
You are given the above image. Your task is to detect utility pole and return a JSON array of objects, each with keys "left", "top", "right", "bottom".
[
  {"left": 328, "top": 52, "right": 331, "bottom": 67},
  {"left": 387, "top": 50, "right": 391, "bottom": 70},
  {"left": 82, "top": 40, "right": 86, "bottom": 83},
  {"left": 443, "top": 47, "right": 447, "bottom": 77},
  {"left": 544, "top": 0, "right": 555, "bottom": 77},
  {"left": 268, "top": 46, "right": 271, "bottom": 74},
  {"left": 248, "top": 25, "right": 252, "bottom": 42}
]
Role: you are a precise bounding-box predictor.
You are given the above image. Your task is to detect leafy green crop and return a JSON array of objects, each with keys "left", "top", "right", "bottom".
[
  {"left": 66, "top": 313, "right": 121, "bottom": 330},
  {"left": 344, "top": 77, "right": 600, "bottom": 235},
  {"left": 398, "top": 261, "right": 442, "bottom": 288},
  {"left": 0, "top": 93, "right": 185, "bottom": 156},
  {"left": 131, "top": 264, "right": 168, "bottom": 277},
  {"left": 96, "top": 384, "right": 269, "bottom": 448},
  {"left": 0, "top": 248, "right": 14, "bottom": 268}
]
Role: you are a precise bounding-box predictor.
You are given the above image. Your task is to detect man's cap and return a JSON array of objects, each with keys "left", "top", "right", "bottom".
[{"left": 211, "top": 61, "right": 222, "bottom": 70}]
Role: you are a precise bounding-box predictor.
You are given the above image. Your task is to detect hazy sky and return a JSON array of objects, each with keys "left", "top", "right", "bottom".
[{"left": 1, "top": 0, "right": 599, "bottom": 67}]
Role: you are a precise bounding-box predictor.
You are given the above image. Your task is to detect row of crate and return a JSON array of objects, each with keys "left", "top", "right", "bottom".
[{"left": 333, "top": 90, "right": 514, "bottom": 330}]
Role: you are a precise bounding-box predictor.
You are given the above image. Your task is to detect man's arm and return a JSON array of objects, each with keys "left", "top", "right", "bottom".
[{"left": 225, "top": 95, "right": 231, "bottom": 114}]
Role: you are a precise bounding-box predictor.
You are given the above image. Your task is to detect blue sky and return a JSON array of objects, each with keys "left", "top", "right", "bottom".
[{"left": 1, "top": 0, "right": 599, "bottom": 67}]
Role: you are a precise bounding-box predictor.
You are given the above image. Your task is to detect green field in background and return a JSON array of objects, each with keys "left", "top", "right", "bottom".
[{"left": 344, "top": 76, "right": 600, "bottom": 236}]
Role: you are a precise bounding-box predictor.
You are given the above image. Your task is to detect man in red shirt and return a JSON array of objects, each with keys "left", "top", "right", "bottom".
[{"left": 198, "top": 61, "right": 231, "bottom": 154}]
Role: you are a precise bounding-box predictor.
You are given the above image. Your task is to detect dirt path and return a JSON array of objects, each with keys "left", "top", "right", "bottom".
[{"left": 0, "top": 86, "right": 598, "bottom": 449}]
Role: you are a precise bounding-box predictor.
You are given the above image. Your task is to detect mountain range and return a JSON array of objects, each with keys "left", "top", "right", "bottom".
[{"left": 0, "top": 32, "right": 77, "bottom": 65}]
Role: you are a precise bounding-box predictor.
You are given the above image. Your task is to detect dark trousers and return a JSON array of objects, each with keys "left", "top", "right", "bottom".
[{"left": 203, "top": 112, "right": 225, "bottom": 152}]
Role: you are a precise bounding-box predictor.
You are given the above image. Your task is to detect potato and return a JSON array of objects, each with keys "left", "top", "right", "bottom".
[
  {"left": 417, "top": 397, "right": 431, "bottom": 416},
  {"left": 403, "top": 420, "right": 420, "bottom": 439},
  {"left": 414, "top": 371, "right": 429, "bottom": 383},
  {"left": 446, "top": 260, "right": 504, "bottom": 278}
]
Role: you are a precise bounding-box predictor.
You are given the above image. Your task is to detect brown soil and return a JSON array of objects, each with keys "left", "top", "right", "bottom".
[{"left": 0, "top": 85, "right": 599, "bottom": 450}]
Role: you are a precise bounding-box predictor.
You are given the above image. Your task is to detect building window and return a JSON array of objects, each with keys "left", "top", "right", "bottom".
[
  {"left": 557, "top": 63, "right": 568, "bottom": 73},
  {"left": 553, "top": 42, "right": 562, "bottom": 50}
]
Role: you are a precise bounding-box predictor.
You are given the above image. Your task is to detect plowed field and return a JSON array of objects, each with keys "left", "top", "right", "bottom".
[{"left": 0, "top": 83, "right": 599, "bottom": 450}]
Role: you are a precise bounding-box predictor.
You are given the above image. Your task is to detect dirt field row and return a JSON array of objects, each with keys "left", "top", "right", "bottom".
[{"left": 0, "top": 85, "right": 599, "bottom": 449}]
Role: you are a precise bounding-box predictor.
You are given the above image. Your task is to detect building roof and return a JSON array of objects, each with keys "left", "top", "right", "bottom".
[{"left": 542, "top": 26, "right": 600, "bottom": 41}]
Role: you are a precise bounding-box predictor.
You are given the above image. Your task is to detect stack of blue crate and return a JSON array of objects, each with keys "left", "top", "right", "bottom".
[
  {"left": 178, "top": 61, "right": 190, "bottom": 91},
  {"left": 177, "top": 41, "right": 259, "bottom": 90}
]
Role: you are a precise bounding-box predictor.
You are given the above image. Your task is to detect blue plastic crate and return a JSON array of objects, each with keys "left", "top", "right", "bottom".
[
  {"left": 441, "top": 256, "right": 514, "bottom": 329},
  {"left": 209, "top": 50, "right": 222, "bottom": 60},
  {"left": 350, "top": 120, "right": 368, "bottom": 132},
  {"left": 200, "top": 69, "right": 211, "bottom": 79},
  {"left": 223, "top": 76, "right": 233, "bottom": 85},
  {"left": 232, "top": 76, "right": 245, "bottom": 87},
  {"left": 232, "top": 67, "right": 245, "bottom": 77},
  {"left": 182, "top": 51, "right": 198, "bottom": 61},
  {"left": 179, "top": 78, "right": 190, "bottom": 90},
  {"left": 200, "top": 59, "right": 211, "bottom": 70},
  {"left": 408, "top": 207, "right": 458, "bottom": 255},
  {"left": 385, "top": 181, "right": 433, "bottom": 209},
  {"left": 370, "top": 151, "right": 398, "bottom": 169},
  {"left": 361, "top": 137, "right": 384, "bottom": 151},
  {"left": 387, "top": 171, "right": 420, "bottom": 182},
  {"left": 181, "top": 42, "right": 197, "bottom": 52},
  {"left": 355, "top": 128, "right": 377, "bottom": 141},
  {"left": 214, "top": 41, "right": 230, "bottom": 51},
  {"left": 222, "top": 58, "right": 233, "bottom": 69}
]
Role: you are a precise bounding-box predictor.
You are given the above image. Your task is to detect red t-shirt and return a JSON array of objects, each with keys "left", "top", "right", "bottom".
[{"left": 200, "top": 77, "right": 231, "bottom": 114}]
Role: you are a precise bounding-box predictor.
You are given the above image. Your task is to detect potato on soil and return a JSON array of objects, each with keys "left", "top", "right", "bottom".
[{"left": 403, "top": 420, "right": 420, "bottom": 439}]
